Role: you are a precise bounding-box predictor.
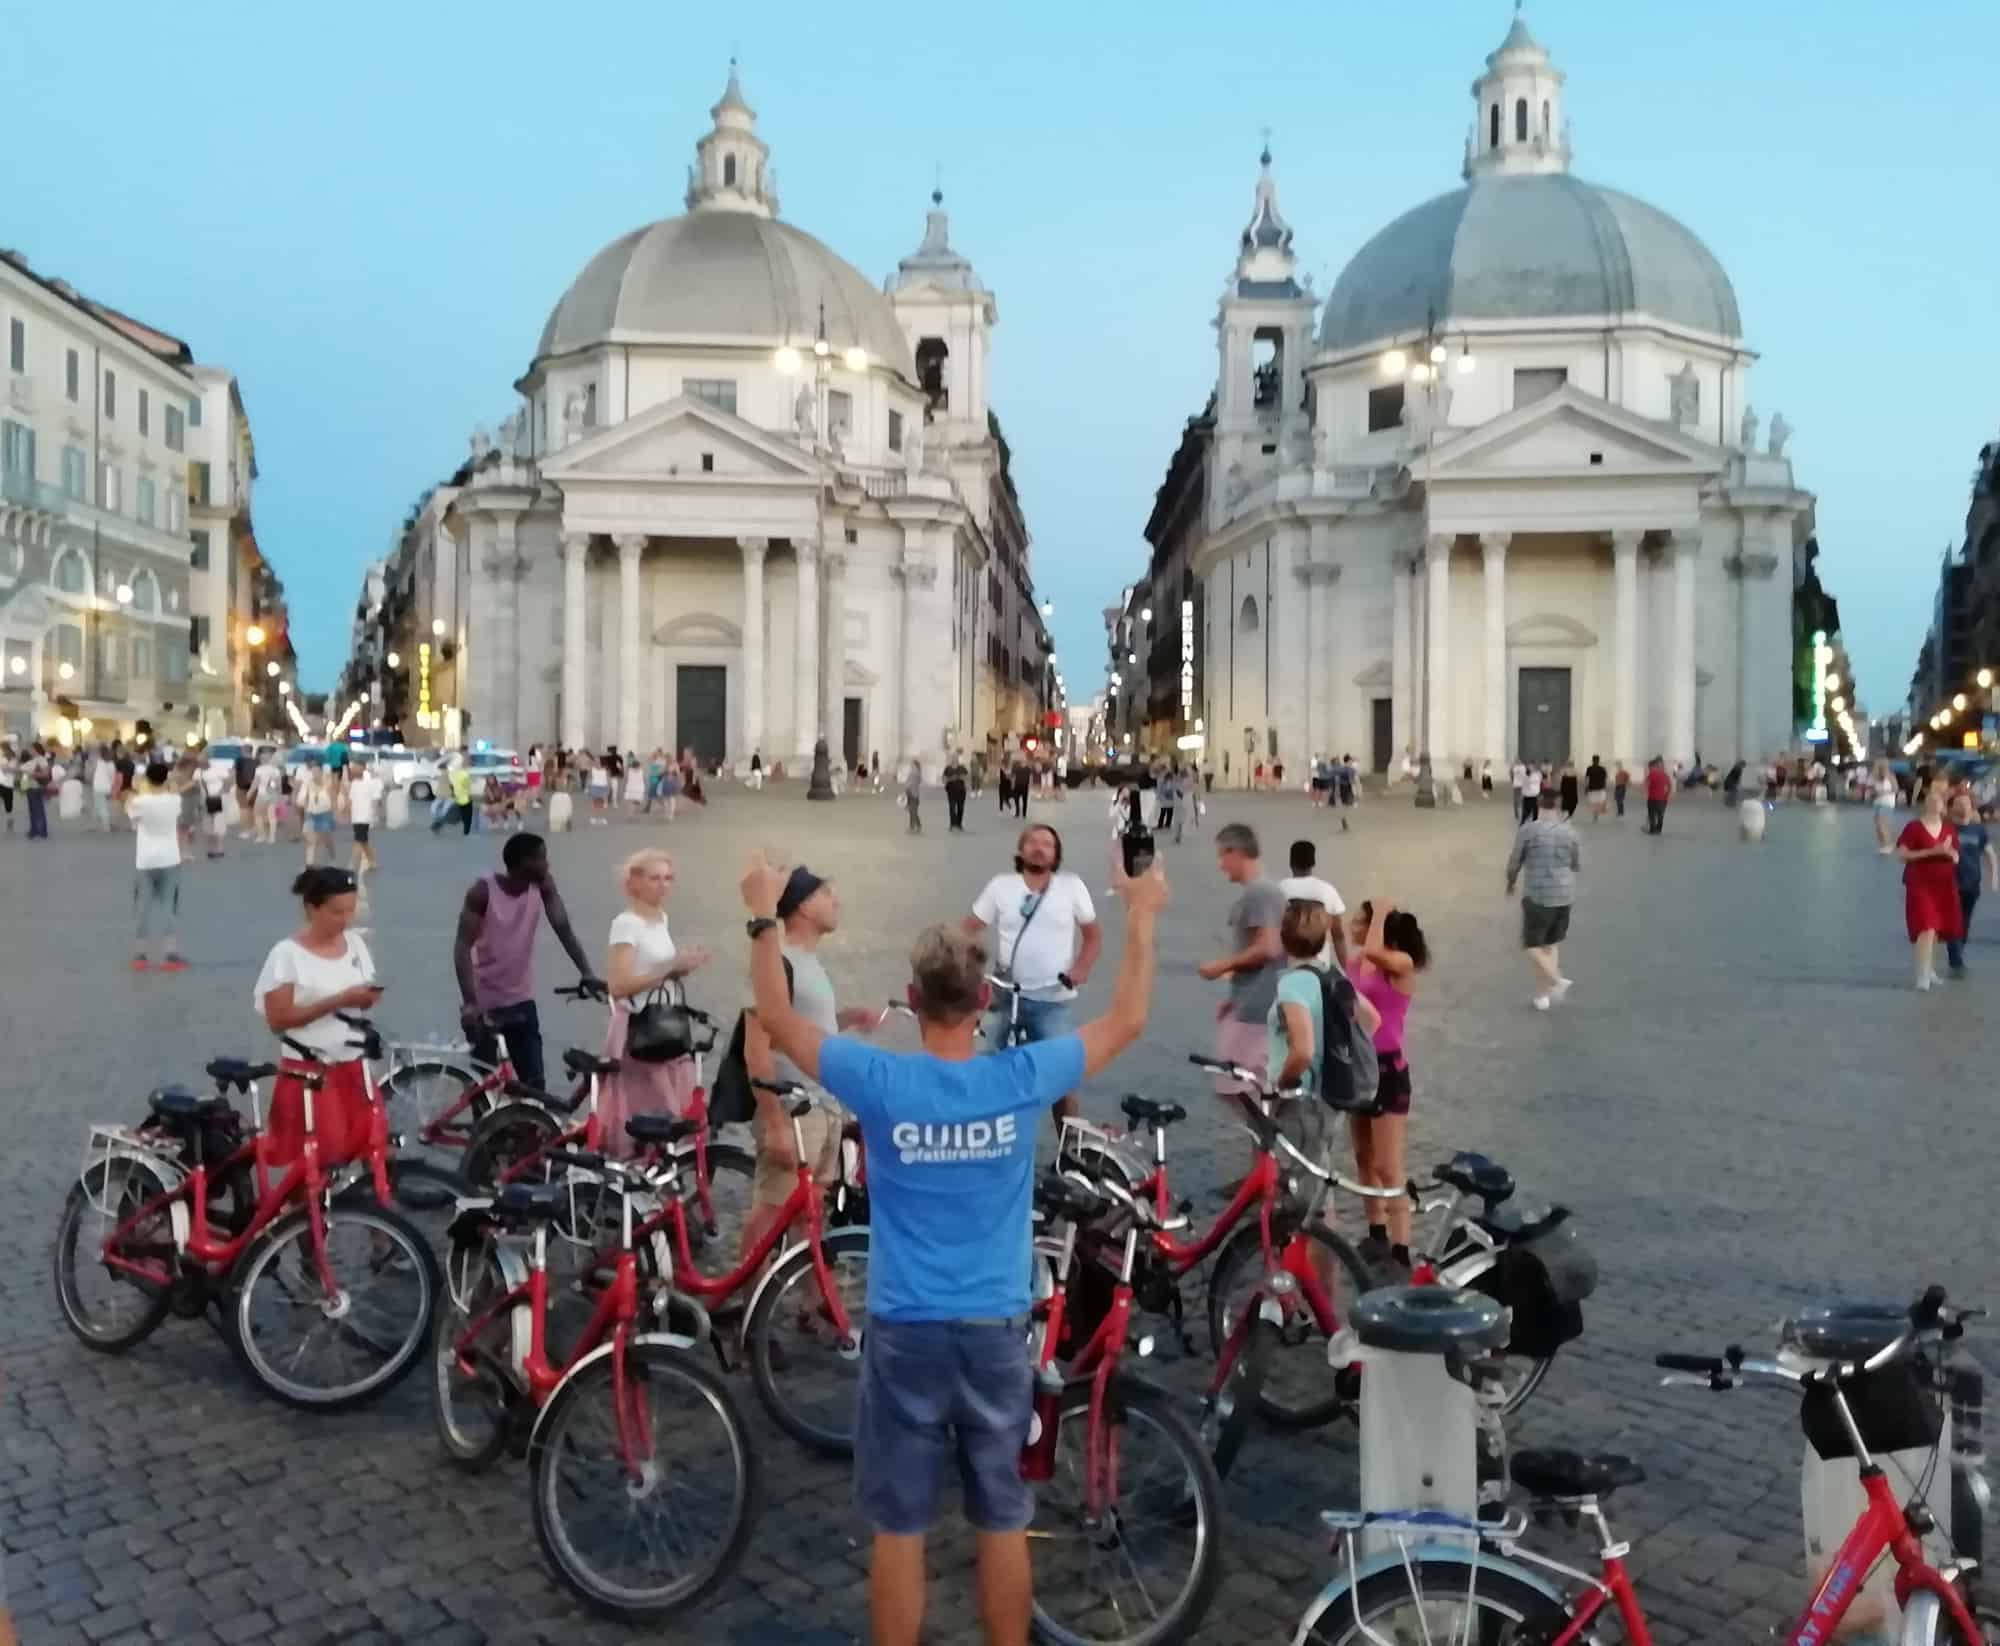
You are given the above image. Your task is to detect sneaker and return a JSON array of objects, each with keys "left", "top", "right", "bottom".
[
  {"left": 1550, "top": 978, "right": 1574, "bottom": 1005},
  {"left": 1916, "top": 974, "right": 1934, "bottom": 992},
  {"left": 130, "top": 957, "right": 149, "bottom": 972},
  {"left": 1949, "top": 964, "right": 1969, "bottom": 980},
  {"left": 1532, "top": 995, "right": 1552, "bottom": 1012},
  {"left": 160, "top": 957, "right": 189, "bottom": 973}
]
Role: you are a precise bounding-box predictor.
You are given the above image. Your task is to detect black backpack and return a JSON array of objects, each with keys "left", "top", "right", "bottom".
[
  {"left": 1304, "top": 965, "right": 1382, "bottom": 1115},
  {"left": 710, "top": 957, "right": 794, "bottom": 1126}
]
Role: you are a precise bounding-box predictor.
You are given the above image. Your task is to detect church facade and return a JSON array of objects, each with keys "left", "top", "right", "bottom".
[
  {"left": 1176, "top": 16, "right": 1811, "bottom": 783},
  {"left": 415, "top": 70, "right": 1049, "bottom": 774}
]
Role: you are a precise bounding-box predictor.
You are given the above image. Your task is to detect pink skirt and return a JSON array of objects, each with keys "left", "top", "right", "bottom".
[{"left": 598, "top": 1005, "right": 698, "bottom": 1158}]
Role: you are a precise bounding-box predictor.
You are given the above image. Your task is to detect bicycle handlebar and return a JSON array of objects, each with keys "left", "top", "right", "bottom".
[
  {"left": 1657, "top": 1286, "right": 1979, "bottom": 1396},
  {"left": 555, "top": 980, "right": 608, "bottom": 1003}
]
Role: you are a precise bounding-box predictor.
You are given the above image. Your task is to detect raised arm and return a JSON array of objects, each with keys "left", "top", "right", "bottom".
[
  {"left": 1076, "top": 857, "right": 1167, "bottom": 1079},
  {"left": 1360, "top": 899, "right": 1415, "bottom": 980},
  {"left": 740, "top": 856, "right": 824, "bottom": 1083}
]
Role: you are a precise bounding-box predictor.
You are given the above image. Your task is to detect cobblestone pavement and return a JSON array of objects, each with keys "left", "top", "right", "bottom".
[{"left": 3, "top": 782, "right": 1996, "bottom": 1644}]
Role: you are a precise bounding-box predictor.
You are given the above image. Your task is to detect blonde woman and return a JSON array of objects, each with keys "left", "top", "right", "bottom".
[{"left": 600, "top": 849, "right": 710, "bottom": 1152}]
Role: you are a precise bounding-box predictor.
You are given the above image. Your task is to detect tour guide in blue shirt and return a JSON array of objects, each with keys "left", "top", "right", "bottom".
[{"left": 738, "top": 847, "right": 1166, "bottom": 1646}]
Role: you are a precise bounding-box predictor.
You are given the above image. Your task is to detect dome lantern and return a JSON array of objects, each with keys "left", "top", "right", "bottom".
[
  {"left": 686, "top": 60, "right": 778, "bottom": 218},
  {"left": 1464, "top": 8, "right": 1570, "bottom": 180}
]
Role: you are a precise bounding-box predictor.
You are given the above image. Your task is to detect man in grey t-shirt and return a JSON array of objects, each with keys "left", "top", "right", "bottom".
[
  {"left": 742, "top": 866, "right": 885, "bottom": 1255},
  {"left": 1198, "top": 822, "right": 1285, "bottom": 1095}
]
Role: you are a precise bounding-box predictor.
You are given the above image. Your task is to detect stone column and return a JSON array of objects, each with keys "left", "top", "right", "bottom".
[
  {"left": 1611, "top": 530, "right": 1642, "bottom": 767},
  {"left": 488, "top": 513, "right": 523, "bottom": 748},
  {"left": 897, "top": 551, "right": 940, "bottom": 772},
  {"left": 614, "top": 533, "right": 645, "bottom": 755},
  {"left": 1730, "top": 533, "right": 1783, "bottom": 764},
  {"left": 1390, "top": 548, "right": 1415, "bottom": 762},
  {"left": 820, "top": 547, "right": 847, "bottom": 750},
  {"left": 560, "top": 532, "right": 588, "bottom": 750},
  {"left": 1479, "top": 531, "right": 1509, "bottom": 766},
  {"left": 1666, "top": 529, "right": 1698, "bottom": 765},
  {"left": 738, "top": 536, "right": 767, "bottom": 761},
  {"left": 1293, "top": 548, "right": 1316, "bottom": 761},
  {"left": 1424, "top": 534, "right": 1453, "bottom": 762},
  {"left": 793, "top": 537, "right": 820, "bottom": 766}
]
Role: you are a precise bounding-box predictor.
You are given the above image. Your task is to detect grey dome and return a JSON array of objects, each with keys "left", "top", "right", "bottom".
[
  {"left": 1318, "top": 174, "right": 1741, "bottom": 350},
  {"left": 536, "top": 211, "right": 915, "bottom": 378}
]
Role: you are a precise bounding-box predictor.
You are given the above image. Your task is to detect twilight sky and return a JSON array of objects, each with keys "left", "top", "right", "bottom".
[{"left": 4, "top": 0, "right": 1994, "bottom": 715}]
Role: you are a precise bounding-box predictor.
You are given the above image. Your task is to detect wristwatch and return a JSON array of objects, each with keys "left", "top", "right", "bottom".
[{"left": 745, "top": 916, "right": 779, "bottom": 941}]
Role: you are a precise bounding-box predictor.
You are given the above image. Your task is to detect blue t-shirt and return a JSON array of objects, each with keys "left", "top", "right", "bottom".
[
  {"left": 1957, "top": 821, "right": 1990, "bottom": 892},
  {"left": 816, "top": 1033, "right": 1086, "bottom": 1322}
]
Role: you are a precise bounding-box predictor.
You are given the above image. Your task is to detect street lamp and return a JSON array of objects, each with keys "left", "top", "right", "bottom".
[
  {"left": 58, "top": 661, "right": 74, "bottom": 681},
  {"left": 6, "top": 655, "right": 22, "bottom": 677},
  {"left": 246, "top": 624, "right": 266, "bottom": 648},
  {"left": 278, "top": 681, "right": 292, "bottom": 697},
  {"left": 432, "top": 618, "right": 446, "bottom": 637},
  {"left": 115, "top": 583, "right": 132, "bottom": 605},
  {"left": 1980, "top": 668, "right": 1995, "bottom": 691},
  {"left": 385, "top": 651, "right": 400, "bottom": 670},
  {"left": 267, "top": 660, "right": 280, "bottom": 678}
]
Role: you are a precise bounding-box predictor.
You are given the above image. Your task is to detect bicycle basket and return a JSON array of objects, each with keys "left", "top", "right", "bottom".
[
  {"left": 1471, "top": 1212, "right": 1596, "bottom": 1359},
  {"left": 1800, "top": 1363, "right": 1940, "bottom": 1461}
]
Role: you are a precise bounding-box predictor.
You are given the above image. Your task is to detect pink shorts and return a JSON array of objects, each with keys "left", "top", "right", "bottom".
[{"left": 1212, "top": 1015, "right": 1267, "bottom": 1096}]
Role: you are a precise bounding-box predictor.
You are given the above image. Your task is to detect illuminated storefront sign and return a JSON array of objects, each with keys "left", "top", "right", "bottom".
[
  {"left": 1180, "top": 599, "right": 1195, "bottom": 723},
  {"left": 1805, "top": 629, "right": 1831, "bottom": 743},
  {"left": 417, "top": 641, "right": 433, "bottom": 729}
]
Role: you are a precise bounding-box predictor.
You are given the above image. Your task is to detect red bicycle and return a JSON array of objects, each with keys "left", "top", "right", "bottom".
[
  {"left": 432, "top": 1140, "right": 755, "bottom": 1619},
  {"left": 54, "top": 1044, "right": 438, "bottom": 1409},
  {"left": 1060, "top": 1056, "right": 1400, "bottom": 1473},
  {"left": 1022, "top": 1168, "right": 1226, "bottom": 1646},
  {"left": 1288, "top": 1286, "right": 1994, "bottom": 1645}
]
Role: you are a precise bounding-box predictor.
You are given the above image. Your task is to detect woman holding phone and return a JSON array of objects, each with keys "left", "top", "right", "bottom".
[{"left": 252, "top": 866, "right": 385, "bottom": 1169}]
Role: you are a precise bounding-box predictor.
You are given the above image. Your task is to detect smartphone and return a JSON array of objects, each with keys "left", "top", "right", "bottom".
[{"left": 1121, "top": 827, "right": 1156, "bottom": 878}]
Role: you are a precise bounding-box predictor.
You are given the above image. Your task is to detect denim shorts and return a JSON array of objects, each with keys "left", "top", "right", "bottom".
[
  {"left": 984, "top": 990, "right": 1072, "bottom": 1049},
  {"left": 854, "top": 1318, "right": 1033, "bottom": 1535}
]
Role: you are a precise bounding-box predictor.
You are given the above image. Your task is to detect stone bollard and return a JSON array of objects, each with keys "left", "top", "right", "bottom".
[
  {"left": 58, "top": 777, "right": 84, "bottom": 820},
  {"left": 383, "top": 785, "right": 410, "bottom": 830},
  {"left": 1739, "top": 797, "right": 1766, "bottom": 842}
]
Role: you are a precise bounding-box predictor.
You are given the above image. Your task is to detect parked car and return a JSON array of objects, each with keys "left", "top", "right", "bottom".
[
  {"left": 466, "top": 749, "right": 529, "bottom": 794},
  {"left": 204, "top": 739, "right": 280, "bottom": 782}
]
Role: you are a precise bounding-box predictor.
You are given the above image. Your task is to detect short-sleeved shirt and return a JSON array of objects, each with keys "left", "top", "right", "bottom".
[
  {"left": 449, "top": 768, "right": 474, "bottom": 805},
  {"left": 1954, "top": 821, "right": 1990, "bottom": 892},
  {"left": 130, "top": 793, "right": 183, "bottom": 871},
  {"left": 608, "top": 908, "right": 676, "bottom": 975},
  {"left": 972, "top": 871, "right": 1096, "bottom": 1000},
  {"left": 1266, "top": 965, "right": 1324, "bottom": 1095},
  {"left": 750, "top": 943, "right": 839, "bottom": 1089},
  {"left": 254, "top": 761, "right": 282, "bottom": 799},
  {"left": 1226, "top": 877, "right": 1288, "bottom": 1022},
  {"left": 816, "top": 1034, "right": 1085, "bottom": 1321},
  {"left": 347, "top": 772, "right": 382, "bottom": 826},
  {"left": 253, "top": 933, "right": 376, "bottom": 1058},
  {"left": 1278, "top": 874, "right": 1345, "bottom": 964}
]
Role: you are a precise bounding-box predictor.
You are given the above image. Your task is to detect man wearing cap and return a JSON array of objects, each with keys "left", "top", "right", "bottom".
[{"left": 740, "top": 865, "right": 885, "bottom": 1257}]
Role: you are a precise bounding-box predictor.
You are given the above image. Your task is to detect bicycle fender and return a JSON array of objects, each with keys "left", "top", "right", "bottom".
[
  {"left": 1287, "top": 1545, "right": 1565, "bottom": 1646},
  {"left": 738, "top": 1227, "right": 871, "bottom": 1335},
  {"left": 523, "top": 1332, "right": 701, "bottom": 1454}
]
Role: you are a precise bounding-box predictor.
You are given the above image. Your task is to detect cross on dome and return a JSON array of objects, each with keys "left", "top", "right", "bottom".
[{"left": 686, "top": 60, "right": 778, "bottom": 217}]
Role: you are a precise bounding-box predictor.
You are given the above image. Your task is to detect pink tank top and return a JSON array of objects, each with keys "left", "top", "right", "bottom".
[
  {"left": 1346, "top": 957, "right": 1411, "bottom": 1055},
  {"left": 474, "top": 873, "right": 542, "bottom": 1010}
]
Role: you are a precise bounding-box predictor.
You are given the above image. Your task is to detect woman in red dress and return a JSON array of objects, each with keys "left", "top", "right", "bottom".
[{"left": 1895, "top": 780, "right": 1961, "bottom": 990}]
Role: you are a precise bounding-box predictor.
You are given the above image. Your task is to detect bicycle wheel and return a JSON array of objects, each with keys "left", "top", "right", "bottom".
[
  {"left": 1205, "top": 1220, "right": 1370, "bottom": 1428},
  {"left": 461, "top": 1101, "right": 562, "bottom": 1190},
  {"left": 743, "top": 1227, "right": 870, "bottom": 1455},
  {"left": 228, "top": 1203, "right": 437, "bottom": 1409},
  {"left": 1496, "top": 1353, "right": 1553, "bottom": 1417},
  {"left": 685, "top": 1142, "right": 754, "bottom": 1260},
  {"left": 53, "top": 1156, "right": 177, "bottom": 1352},
  {"left": 1294, "top": 1556, "right": 1570, "bottom": 1644},
  {"left": 379, "top": 1057, "right": 490, "bottom": 1173},
  {"left": 1030, "top": 1376, "right": 1224, "bottom": 1646},
  {"left": 530, "top": 1340, "right": 758, "bottom": 1620},
  {"left": 431, "top": 1242, "right": 516, "bottom": 1472},
  {"left": 1202, "top": 1313, "right": 1273, "bottom": 1481}
]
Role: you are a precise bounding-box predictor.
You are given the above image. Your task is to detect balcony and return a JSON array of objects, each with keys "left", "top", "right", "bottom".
[
  {"left": 68, "top": 495, "right": 193, "bottom": 563},
  {"left": 2, "top": 467, "right": 69, "bottom": 514}
]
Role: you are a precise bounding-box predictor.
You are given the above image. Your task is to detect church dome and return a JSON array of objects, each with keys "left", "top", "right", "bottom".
[
  {"left": 1317, "top": 174, "right": 1741, "bottom": 351},
  {"left": 1317, "top": 15, "right": 1740, "bottom": 352},
  {"left": 533, "top": 66, "right": 915, "bottom": 379},
  {"left": 535, "top": 211, "right": 915, "bottom": 376}
]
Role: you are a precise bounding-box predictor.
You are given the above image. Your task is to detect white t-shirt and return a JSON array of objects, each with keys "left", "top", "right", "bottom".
[
  {"left": 347, "top": 772, "right": 382, "bottom": 826},
  {"left": 1509, "top": 763, "right": 1526, "bottom": 790},
  {"left": 91, "top": 759, "right": 114, "bottom": 795},
  {"left": 253, "top": 933, "right": 377, "bottom": 1057},
  {"left": 1522, "top": 769, "right": 1543, "bottom": 798},
  {"left": 199, "top": 766, "right": 229, "bottom": 801},
  {"left": 972, "top": 871, "right": 1097, "bottom": 1000},
  {"left": 255, "top": 761, "right": 282, "bottom": 800},
  {"left": 130, "top": 792, "right": 183, "bottom": 870},
  {"left": 608, "top": 907, "right": 677, "bottom": 975}
]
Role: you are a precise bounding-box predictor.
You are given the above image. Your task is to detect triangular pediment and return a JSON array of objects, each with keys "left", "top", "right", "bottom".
[
  {"left": 541, "top": 395, "right": 820, "bottom": 486},
  {"left": 1428, "top": 384, "right": 1721, "bottom": 479}
]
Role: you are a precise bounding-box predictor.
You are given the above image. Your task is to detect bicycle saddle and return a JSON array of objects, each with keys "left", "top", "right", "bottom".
[
  {"left": 148, "top": 1086, "right": 232, "bottom": 1122},
  {"left": 626, "top": 1114, "right": 702, "bottom": 1147},
  {"left": 562, "top": 1048, "right": 621, "bottom": 1079},
  {"left": 1436, "top": 1152, "right": 1515, "bottom": 1205},
  {"left": 1120, "top": 1094, "right": 1187, "bottom": 1128},
  {"left": 1510, "top": 1449, "right": 1645, "bottom": 1501},
  {"left": 1035, "top": 1173, "right": 1109, "bottom": 1225},
  {"left": 492, "top": 1182, "right": 568, "bottom": 1224},
  {"left": 205, "top": 1058, "right": 276, "bottom": 1092},
  {"left": 1478, "top": 1201, "right": 1569, "bottom": 1242}
]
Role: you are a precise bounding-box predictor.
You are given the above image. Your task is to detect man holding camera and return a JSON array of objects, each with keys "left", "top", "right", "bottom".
[{"left": 963, "top": 824, "right": 1102, "bottom": 1122}]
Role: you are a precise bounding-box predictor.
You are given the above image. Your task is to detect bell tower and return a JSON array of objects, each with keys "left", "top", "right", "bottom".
[
  {"left": 1464, "top": 10, "right": 1570, "bottom": 179},
  {"left": 888, "top": 187, "right": 997, "bottom": 457},
  {"left": 686, "top": 61, "right": 778, "bottom": 216}
]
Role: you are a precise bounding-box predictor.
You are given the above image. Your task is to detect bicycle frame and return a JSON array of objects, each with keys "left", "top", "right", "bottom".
[
  {"left": 451, "top": 1227, "right": 643, "bottom": 1408},
  {"left": 1046, "top": 1227, "right": 1141, "bottom": 1519}
]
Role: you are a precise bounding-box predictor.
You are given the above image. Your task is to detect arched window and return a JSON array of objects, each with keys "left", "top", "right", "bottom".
[
  {"left": 1488, "top": 104, "right": 1500, "bottom": 149},
  {"left": 52, "top": 549, "right": 85, "bottom": 594},
  {"left": 915, "top": 337, "right": 949, "bottom": 414},
  {"left": 1514, "top": 99, "right": 1528, "bottom": 142},
  {"left": 1238, "top": 595, "right": 1260, "bottom": 635},
  {"left": 723, "top": 154, "right": 737, "bottom": 187},
  {"left": 129, "top": 569, "right": 157, "bottom": 612},
  {"left": 1541, "top": 99, "right": 1552, "bottom": 138}
]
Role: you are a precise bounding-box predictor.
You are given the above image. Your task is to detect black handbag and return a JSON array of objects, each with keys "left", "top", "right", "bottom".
[
  {"left": 710, "top": 958, "right": 794, "bottom": 1124},
  {"left": 625, "top": 980, "right": 696, "bottom": 1064}
]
